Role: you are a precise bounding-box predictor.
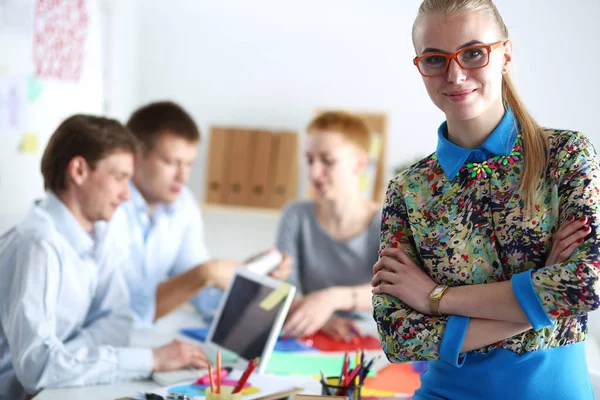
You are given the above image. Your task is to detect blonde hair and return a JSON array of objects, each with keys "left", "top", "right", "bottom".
[
  {"left": 413, "top": 0, "right": 548, "bottom": 210},
  {"left": 307, "top": 111, "right": 371, "bottom": 153}
]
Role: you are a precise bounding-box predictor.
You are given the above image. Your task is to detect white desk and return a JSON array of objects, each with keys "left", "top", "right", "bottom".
[
  {"left": 34, "top": 306, "right": 327, "bottom": 400},
  {"left": 35, "top": 306, "right": 212, "bottom": 400},
  {"left": 34, "top": 306, "right": 600, "bottom": 399}
]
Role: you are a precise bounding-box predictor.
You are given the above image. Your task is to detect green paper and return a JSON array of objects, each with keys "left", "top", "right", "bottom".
[
  {"left": 265, "top": 352, "right": 376, "bottom": 377},
  {"left": 28, "top": 76, "right": 44, "bottom": 103}
]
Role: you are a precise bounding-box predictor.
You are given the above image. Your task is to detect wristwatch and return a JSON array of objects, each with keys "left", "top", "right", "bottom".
[{"left": 429, "top": 284, "right": 449, "bottom": 317}]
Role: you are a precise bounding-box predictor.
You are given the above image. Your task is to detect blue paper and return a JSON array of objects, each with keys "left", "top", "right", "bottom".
[{"left": 180, "top": 327, "right": 315, "bottom": 352}]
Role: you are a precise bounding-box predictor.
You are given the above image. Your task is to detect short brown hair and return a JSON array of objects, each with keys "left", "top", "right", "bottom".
[
  {"left": 41, "top": 114, "right": 139, "bottom": 192},
  {"left": 307, "top": 111, "right": 371, "bottom": 152},
  {"left": 126, "top": 101, "right": 200, "bottom": 152}
]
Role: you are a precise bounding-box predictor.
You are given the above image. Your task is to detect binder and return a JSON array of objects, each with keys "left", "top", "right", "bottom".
[
  {"left": 224, "top": 128, "right": 252, "bottom": 206},
  {"left": 268, "top": 131, "right": 298, "bottom": 208},
  {"left": 248, "top": 130, "right": 273, "bottom": 207},
  {"left": 205, "top": 126, "right": 231, "bottom": 204}
]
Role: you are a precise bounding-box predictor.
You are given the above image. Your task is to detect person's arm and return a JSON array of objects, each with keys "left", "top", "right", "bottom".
[
  {"left": 157, "top": 189, "right": 236, "bottom": 319},
  {"left": 155, "top": 258, "right": 239, "bottom": 320},
  {"left": 373, "top": 176, "right": 528, "bottom": 364},
  {"left": 0, "top": 237, "right": 152, "bottom": 394},
  {"left": 439, "top": 133, "right": 600, "bottom": 331},
  {"left": 155, "top": 263, "right": 211, "bottom": 320},
  {"left": 64, "top": 232, "right": 148, "bottom": 349},
  {"left": 315, "top": 284, "right": 374, "bottom": 312},
  {"left": 275, "top": 202, "right": 303, "bottom": 293}
]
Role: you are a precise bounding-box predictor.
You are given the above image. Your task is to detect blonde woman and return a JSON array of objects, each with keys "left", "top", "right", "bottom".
[{"left": 371, "top": 0, "right": 599, "bottom": 398}]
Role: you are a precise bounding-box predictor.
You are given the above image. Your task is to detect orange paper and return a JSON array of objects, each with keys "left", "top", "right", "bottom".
[{"left": 363, "top": 363, "right": 422, "bottom": 395}]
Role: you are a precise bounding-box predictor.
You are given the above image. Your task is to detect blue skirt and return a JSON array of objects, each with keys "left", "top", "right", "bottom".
[{"left": 415, "top": 341, "right": 593, "bottom": 400}]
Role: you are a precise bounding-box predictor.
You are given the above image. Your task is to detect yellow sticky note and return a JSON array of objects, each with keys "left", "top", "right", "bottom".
[
  {"left": 259, "top": 283, "right": 290, "bottom": 311},
  {"left": 19, "top": 133, "right": 39, "bottom": 153}
]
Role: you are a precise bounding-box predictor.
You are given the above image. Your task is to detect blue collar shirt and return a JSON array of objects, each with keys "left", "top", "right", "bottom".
[
  {"left": 109, "top": 183, "right": 211, "bottom": 326},
  {"left": 0, "top": 193, "right": 152, "bottom": 400}
]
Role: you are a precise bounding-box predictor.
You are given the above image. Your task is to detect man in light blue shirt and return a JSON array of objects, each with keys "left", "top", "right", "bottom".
[
  {"left": 0, "top": 115, "right": 208, "bottom": 400},
  {"left": 110, "top": 101, "right": 290, "bottom": 326}
]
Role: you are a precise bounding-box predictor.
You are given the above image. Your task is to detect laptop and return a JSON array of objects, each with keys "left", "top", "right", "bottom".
[{"left": 202, "top": 267, "right": 296, "bottom": 373}]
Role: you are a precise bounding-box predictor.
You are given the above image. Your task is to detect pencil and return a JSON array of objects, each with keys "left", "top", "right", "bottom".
[
  {"left": 232, "top": 358, "right": 260, "bottom": 394},
  {"left": 216, "top": 350, "right": 221, "bottom": 394},
  {"left": 208, "top": 363, "right": 215, "bottom": 394},
  {"left": 354, "top": 350, "right": 360, "bottom": 386}
]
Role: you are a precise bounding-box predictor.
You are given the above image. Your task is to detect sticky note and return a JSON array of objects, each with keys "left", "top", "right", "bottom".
[
  {"left": 259, "top": 283, "right": 290, "bottom": 311},
  {"left": 28, "top": 77, "right": 44, "bottom": 103},
  {"left": 19, "top": 133, "right": 39, "bottom": 153}
]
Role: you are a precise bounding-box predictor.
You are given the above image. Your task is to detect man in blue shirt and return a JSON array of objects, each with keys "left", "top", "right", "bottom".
[
  {"left": 110, "top": 101, "right": 289, "bottom": 326},
  {"left": 0, "top": 115, "right": 209, "bottom": 400}
]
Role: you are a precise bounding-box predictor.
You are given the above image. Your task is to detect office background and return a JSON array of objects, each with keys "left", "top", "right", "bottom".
[{"left": 0, "top": 0, "right": 599, "bottom": 351}]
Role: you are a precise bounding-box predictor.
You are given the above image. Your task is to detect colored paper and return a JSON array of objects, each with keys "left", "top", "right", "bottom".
[
  {"left": 180, "top": 327, "right": 315, "bottom": 353},
  {"left": 0, "top": 75, "right": 27, "bottom": 137},
  {"left": 168, "top": 380, "right": 257, "bottom": 397},
  {"left": 265, "top": 352, "right": 376, "bottom": 377},
  {"left": 300, "top": 331, "right": 382, "bottom": 352},
  {"left": 28, "top": 76, "right": 44, "bottom": 102},
  {"left": 362, "top": 363, "right": 421, "bottom": 395},
  {"left": 152, "top": 370, "right": 304, "bottom": 400},
  {"left": 259, "top": 283, "right": 290, "bottom": 311},
  {"left": 19, "top": 132, "right": 38, "bottom": 153},
  {"left": 34, "top": 0, "right": 88, "bottom": 81}
]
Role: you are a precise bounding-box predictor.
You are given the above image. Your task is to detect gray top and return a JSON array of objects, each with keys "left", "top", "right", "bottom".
[{"left": 275, "top": 200, "right": 381, "bottom": 297}]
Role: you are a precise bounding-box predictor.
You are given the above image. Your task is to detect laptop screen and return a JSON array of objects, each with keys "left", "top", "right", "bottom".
[{"left": 211, "top": 274, "right": 287, "bottom": 361}]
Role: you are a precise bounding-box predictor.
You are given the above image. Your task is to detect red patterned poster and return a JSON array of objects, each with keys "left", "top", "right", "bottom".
[{"left": 33, "top": 0, "right": 88, "bottom": 82}]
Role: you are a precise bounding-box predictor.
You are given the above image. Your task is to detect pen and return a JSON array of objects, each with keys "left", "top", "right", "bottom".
[
  {"left": 344, "top": 360, "right": 366, "bottom": 387},
  {"left": 335, "top": 353, "right": 349, "bottom": 396},
  {"left": 216, "top": 350, "right": 221, "bottom": 394},
  {"left": 354, "top": 350, "right": 360, "bottom": 386},
  {"left": 319, "top": 369, "right": 330, "bottom": 395},
  {"left": 232, "top": 358, "right": 260, "bottom": 394}
]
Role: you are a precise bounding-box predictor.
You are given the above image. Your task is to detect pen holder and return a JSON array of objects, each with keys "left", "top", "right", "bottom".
[
  {"left": 320, "top": 376, "right": 363, "bottom": 400},
  {"left": 205, "top": 385, "right": 242, "bottom": 400}
]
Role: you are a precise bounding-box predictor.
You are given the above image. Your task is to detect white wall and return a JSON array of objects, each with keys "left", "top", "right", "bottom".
[
  {"left": 126, "top": 0, "right": 600, "bottom": 261},
  {"left": 133, "top": 0, "right": 600, "bottom": 203},
  {"left": 0, "top": 0, "right": 105, "bottom": 233}
]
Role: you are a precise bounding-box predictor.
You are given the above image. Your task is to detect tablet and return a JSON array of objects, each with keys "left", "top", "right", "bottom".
[{"left": 205, "top": 267, "right": 296, "bottom": 373}]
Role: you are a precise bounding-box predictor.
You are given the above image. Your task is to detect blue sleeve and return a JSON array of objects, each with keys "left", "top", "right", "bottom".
[
  {"left": 512, "top": 269, "right": 554, "bottom": 331},
  {"left": 439, "top": 315, "right": 470, "bottom": 367}
]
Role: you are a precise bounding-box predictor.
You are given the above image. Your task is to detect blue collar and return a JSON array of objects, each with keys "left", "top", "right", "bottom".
[
  {"left": 436, "top": 108, "right": 518, "bottom": 179},
  {"left": 41, "top": 192, "right": 99, "bottom": 257}
]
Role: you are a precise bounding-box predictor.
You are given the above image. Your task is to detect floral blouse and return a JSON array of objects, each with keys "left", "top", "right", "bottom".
[{"left": 373, "top": 128, "right": 600, "bottom": 361}]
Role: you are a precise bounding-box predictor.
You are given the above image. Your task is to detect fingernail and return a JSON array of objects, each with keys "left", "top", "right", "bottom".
[
  {"left": 580, "top": 217, "right": 588, "bottom": 223},
  {"left": 586, "top": 226, "right": 592, "bottom": 232},
  {"left": 568, "top": 216, "right": 575, "bottom": 222},
  {"left": 578, "top": 238, "right": 584, "bottom": 243}
]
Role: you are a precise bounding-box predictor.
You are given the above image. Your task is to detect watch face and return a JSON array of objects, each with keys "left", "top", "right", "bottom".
[{"left": 432, "top": 286, "right": 445, "bottom": 297}]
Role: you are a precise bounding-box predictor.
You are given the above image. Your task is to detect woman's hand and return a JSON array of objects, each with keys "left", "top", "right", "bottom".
[
  {"left": 320, "top": 316, "right": 361, "bottom": 342},
  {"left": 371, "top": 246, "right": 437, "bottom": 315},
  {"left": 546, "top": 216, "right": 591, "bottom": 266},
  {"left": 282, "top": 290, "right": 338, "bottom": 338}
]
